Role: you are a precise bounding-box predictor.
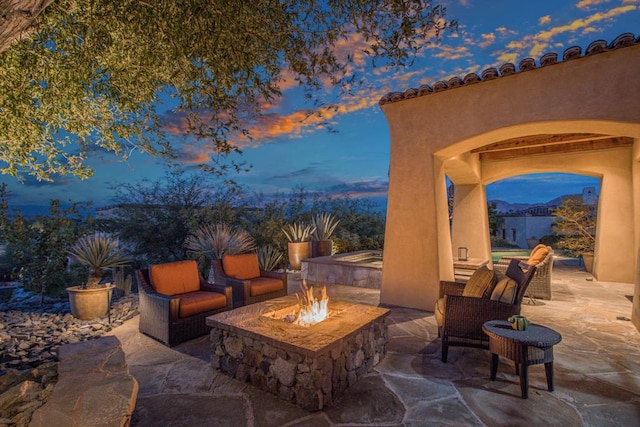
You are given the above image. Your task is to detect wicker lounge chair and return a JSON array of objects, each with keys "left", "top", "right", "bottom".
[
  {"left": 136, "top": 260, "right": 233, "bottom": 347},
  {"left": 436, "top": 258, "right": 536, "bottom": 362},
  {"left": 213, "top": 253, "right": 287, "bottom": 308},
  {"left": 494, "top": 245, "right": 554, "bottom": 300}
]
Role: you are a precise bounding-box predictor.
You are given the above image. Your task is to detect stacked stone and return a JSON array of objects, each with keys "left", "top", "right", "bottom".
[{"left": 211, "top": 318, "right": 388, "bottom": 411}]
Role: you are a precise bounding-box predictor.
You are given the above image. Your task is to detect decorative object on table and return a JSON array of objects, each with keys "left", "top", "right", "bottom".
[
  {"left": 508, "top": 314, "right": 530, "bottom": 331},
  {"left": 457, "top": 246, "right": 468, "bottom": 261},
  {"left": 283, "top": 222, "right": 316, "bottom": 270},
  {"left": 311, "top": 212, "right": 340, "bottom": 257},
  {"left": 66, "top": 233, "right": 130, "bottom": 320},
  {"left": 184, "top": 223, "right": 256, "bottom": 283}
]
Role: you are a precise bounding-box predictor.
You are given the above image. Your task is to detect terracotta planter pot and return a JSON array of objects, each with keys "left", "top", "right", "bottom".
[
  {"left": 288, "top": 242, "right": 311, "bottom": 271},
  {"left": 67, "top": 284, "right": 115, "bottom": 320},
  {"left": 312, "top": 240, "right": 332, "bottom": 257}
]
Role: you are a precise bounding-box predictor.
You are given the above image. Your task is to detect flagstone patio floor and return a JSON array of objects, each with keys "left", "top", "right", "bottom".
[{"left": 108, "top": 263, "right": 640, "bottom": 426}]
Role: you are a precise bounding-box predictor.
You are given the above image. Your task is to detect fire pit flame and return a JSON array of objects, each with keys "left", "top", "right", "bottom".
[{"left": 295, "top": 280, "right": 329, "bottom": 326}]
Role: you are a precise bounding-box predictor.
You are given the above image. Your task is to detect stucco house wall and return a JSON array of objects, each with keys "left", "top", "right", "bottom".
[{"left": 379, "top": 35, "right": 640, "bottom": 331}]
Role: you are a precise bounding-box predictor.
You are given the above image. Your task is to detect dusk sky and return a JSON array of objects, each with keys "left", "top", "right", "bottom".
[{"left": 2, "top": 0, "right": 637, "bottom": 213}]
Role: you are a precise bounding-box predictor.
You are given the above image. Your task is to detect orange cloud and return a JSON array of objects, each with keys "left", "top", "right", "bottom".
[{"left": 479, "top": 33, "right": 496, "bottom": 48}]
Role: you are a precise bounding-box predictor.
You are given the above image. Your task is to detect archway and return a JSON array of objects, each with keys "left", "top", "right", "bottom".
[{"left": 378, "top": 34, "right": 640, "bottom": 331}]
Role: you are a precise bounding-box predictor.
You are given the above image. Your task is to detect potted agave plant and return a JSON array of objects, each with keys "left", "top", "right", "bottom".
[
  {"left": 66, "top": 233, "right": 130, "bottom": 320},
  {"left": 184, "top": 223, "right": 256, "bottom": 282},
  {"left": 311, "top": 212, "right": 339, "bottom": 257},
  {"left": 283, "top": 222, "right": 315, "bottom": 271}
]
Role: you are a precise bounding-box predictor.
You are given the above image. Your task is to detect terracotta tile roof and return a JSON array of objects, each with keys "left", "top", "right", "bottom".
[{"left": 379, "top": 32, "right": 639, "bottom": 106}]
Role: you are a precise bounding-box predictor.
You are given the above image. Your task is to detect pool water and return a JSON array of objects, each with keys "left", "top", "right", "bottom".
[{"left": 491, "top": 250, "right": 530, "bottom": 263}]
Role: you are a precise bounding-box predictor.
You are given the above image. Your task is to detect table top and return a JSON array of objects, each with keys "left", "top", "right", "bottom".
[
  {"left": 483, "top": 320, "right": 562, "bottom": 347},
  {"left": 452, "top": 257, "right": 489, "bottom": 268}
]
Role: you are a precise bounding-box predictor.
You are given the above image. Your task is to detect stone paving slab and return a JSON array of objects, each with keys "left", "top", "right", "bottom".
[{"left": 107, "top": 266, "right": 640, "bottom": 426}]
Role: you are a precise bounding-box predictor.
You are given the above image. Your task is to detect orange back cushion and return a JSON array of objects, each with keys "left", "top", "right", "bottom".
[
  {"left": 222, "top": 253, "right": 260, "bottom": 280},
  {"left": 149, "top": 260, "right": 200, "bottom": 295},
  {"left": 527, "top": 245, "right": 549, "bottom": 266}
]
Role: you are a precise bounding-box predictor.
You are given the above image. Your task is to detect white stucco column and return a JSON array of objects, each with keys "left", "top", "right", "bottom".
[{"left": 451, "top": 184, "right": 492, "bottom": 265}]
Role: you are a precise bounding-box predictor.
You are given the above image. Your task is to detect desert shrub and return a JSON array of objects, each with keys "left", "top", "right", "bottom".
[{"left": 0, "top": 184, "right": 93, "bottom": 300}]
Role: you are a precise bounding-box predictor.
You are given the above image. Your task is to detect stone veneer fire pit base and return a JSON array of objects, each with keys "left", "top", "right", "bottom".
[{"left": 206, "top": 295, "right": 389, "bottom": 411}]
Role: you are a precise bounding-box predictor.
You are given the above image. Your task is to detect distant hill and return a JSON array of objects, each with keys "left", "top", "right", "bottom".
[{"left": 490, "top": 193, "right": 584, "bottom": 214}]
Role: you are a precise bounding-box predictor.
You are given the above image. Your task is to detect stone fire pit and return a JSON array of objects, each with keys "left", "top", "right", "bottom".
[{"left": 206, "top": 294, "right": 389, "bottom": 411}]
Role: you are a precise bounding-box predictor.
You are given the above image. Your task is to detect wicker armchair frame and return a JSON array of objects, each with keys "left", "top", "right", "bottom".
[
  {"left": 438, "top": 258, "right": 537, "bottom": 362},
  {"left": 213, "top": 259, "right": 287, "bottom": 308},
  {"left": 494, "top": 247, "right": 554, "bottom": 300},
  {"left": 136, "top": 268, "right": 233, "bottom": 347}
]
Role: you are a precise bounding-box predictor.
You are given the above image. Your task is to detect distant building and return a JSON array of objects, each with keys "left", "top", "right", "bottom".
[{"left": 495, "top": 186, "right": 598, "bottom": 249}]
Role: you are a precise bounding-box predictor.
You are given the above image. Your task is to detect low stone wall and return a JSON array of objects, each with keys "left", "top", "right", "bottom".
[{"left": 302, "top": 251, "right": 382, "bottom": 289}]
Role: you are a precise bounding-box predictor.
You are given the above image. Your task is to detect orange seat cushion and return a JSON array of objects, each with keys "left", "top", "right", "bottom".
[
  {"left": 249, "top": 276, "right": 284, "bottom": 297},
  {"left": 178, "top": 291, "right": 227, "bottom": 318},
  {"left": 149, "top": 260, "right": 200, "bottom": 296},
  {"left": 222, "top": 253, "right": 261, "bottom": 280},
  {"left": 527, "top": 245, "right": 549, "bottom": 266}
]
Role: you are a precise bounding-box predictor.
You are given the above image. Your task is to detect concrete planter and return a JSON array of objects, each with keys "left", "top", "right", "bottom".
[
  {"left": 287, "top": 242, "right": 311, "bottom": 271},
  {"left": 67, "top": 284, "right": 115, "bottom": 320}
]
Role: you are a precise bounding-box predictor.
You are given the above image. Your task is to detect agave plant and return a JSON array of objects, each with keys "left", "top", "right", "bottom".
[
  {"left": 184, "top": 223, "right": 256, "bottom": 260},
  {"left": 282, "top": 222, "right": 316, "bottom": 243},
  {"left": 311, "top": 212, "right": 340, "bottom": 241},
  {"left": 257, "top": 244, "right": 284, "bottom": 271},
  {"left": 67, "top": 234, "right": 130, "bottom": 289}
]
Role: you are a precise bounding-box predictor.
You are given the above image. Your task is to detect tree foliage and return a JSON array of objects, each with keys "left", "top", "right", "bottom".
[
  {"left": 101, "top": 172, "right": 245, "bottom": 266},
  {"left": 0, "top": 183, "right": 92, "bottom": 300},
  {"left": 552, "top": 195, "right": 596, "bottom": 256},
  {"left": 0, "top": 0, "right": 456, "bottom": 181}
]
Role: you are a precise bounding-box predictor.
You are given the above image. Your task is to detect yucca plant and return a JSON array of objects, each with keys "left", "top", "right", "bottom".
[
  {"left": 184, "top": 223, "right": 256, "bottom": 260},
  {"left": 282, "top": 222, "right": 316, "bottom": 243},
  {"left": 257, "top": 244, "right": 284, "bottom": 271},
  {"left": 311, "top": 212, "right": 340, "bottom": 241},
  {"left": 67, "top": 234, "right": 130, "bottom": 289}
]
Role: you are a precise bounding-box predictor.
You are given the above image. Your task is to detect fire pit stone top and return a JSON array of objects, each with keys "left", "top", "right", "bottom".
[{"left": 206, "top": 295, "right": 389, "bottom": 358}]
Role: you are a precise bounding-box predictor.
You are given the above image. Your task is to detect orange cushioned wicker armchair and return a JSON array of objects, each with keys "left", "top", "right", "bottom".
[
  {"left": 436, "top": 258, "right": 537, "bottom": 363},
  {"left": 136, "top": 260, "right": 233, "bottom": 347},
  {"left": 213, "top": 253, "right": 287, "bottom": 308}
]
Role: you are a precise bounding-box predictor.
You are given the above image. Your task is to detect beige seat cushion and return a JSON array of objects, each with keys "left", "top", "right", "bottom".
[
  {"left": 222, "top": 253, "right": 261, "bottom": 280},
  {"left": 178, "top": 291, "right": 227, "bottom": 318},
  {"left": 149, "top": 260, "right": 200, "bottom": 296},
  {"left": 435, "top": 297, "right": 445, "bottom": 327},
  {"left": 462, "top": 266, "right": 497, "bottom": 298},
  {"left": 490, "top": 273, "right": 518, "bottom": 304},
  {"left": 249, "top": 276, "right": 284, "bottom": 296}
]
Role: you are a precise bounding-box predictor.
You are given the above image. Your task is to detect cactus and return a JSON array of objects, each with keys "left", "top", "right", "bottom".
[{"left": 113, "top": 266, "right": 132, "bottom": 296}]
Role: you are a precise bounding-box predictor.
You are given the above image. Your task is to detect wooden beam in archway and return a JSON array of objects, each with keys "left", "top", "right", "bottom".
[{"left": 473, "top": 135, "right": 633, "bottom": 160}]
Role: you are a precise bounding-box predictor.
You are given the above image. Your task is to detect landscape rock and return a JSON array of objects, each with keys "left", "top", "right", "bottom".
[{"left": 0, "top": 284, "right": 139, "bottom": 425}]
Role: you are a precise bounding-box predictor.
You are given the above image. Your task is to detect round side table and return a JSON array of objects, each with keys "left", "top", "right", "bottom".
[{"left": 482, "top": 320, "right": 562, "bottom": 399}]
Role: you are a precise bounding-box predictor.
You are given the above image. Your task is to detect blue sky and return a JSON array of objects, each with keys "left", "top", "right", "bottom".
[{"left": 2, "top": 0, "right": 637, "bottom": 212}]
